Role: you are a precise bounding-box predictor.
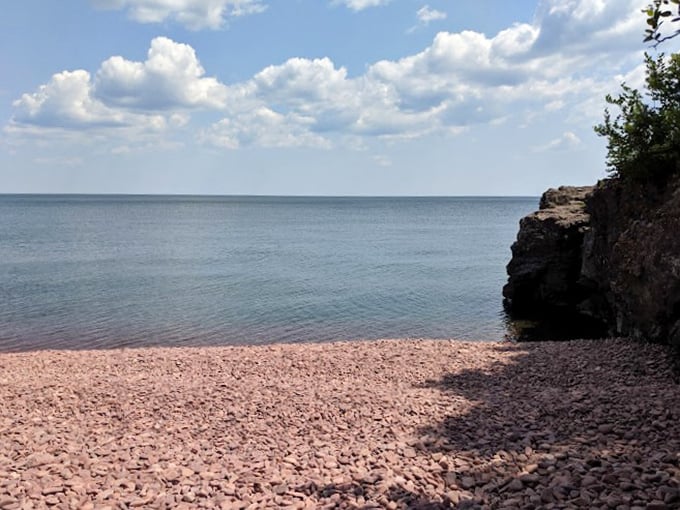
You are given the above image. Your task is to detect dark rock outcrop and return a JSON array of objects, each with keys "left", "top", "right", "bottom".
[
  {"left": 505, "top": 178, "right": 680, "bottom": 347},
  {"left": 503, "top": 186, "right": 592, "bottom": 315}
]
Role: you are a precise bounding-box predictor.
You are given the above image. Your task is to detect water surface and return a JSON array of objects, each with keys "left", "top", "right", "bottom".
[{"left": 0, "top": 195, "right": 537, "bottom": 351}]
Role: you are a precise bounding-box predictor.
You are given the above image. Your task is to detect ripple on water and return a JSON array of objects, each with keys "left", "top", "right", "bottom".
[{"left": 0, "top": 195, "right": 538, "bottom": 352}]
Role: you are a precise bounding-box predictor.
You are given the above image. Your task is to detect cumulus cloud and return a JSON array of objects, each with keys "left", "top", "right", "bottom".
[
  {"left": 91, "top": 0, "right": 266, "bottom": 30},
  {"left": 200, "top": 107, "right": 330, "bottom": 149},
  {"left": 94, "top": 37, "right": 228, "bottom": 109},
  {"left": 531, "top": 0, "right": 643, "bottom": 58},
  {"left": 9, "top": 37, "right": 223, "bottom": 138},
  {"left": 9, "top": 0, "right": 662, "bottom": 150},
  {"left": 253, "top": 57, "right": 353, "bottom": 110},
  {"left": 215, "top": 55, "right": 445, "bottom": 145},
  {"left": 201, "top": 0, "right": 650, "bottom": 148},
  {"left": 11, "top": 69, "right": 166, "bottom": 130}
]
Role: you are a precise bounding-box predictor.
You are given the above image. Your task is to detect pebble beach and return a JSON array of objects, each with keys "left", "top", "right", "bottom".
[{"left": 0, "top": 338, "right": 678, "bottom": 509}]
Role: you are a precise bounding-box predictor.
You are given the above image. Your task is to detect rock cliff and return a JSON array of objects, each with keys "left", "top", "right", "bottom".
[
  {"left": 503, "top": 186, "right": 592, "bottom": 315},
  {"left": 504, "top": 177, "right": 680, "bottom": 347}
]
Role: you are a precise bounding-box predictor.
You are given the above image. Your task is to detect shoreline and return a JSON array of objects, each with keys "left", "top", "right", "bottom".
[
  {"left": 0, "top": 337, "right": 501, "bottom": 355},
  {"left": 1, "top": 338, "right": 678, "bottom": 508}
]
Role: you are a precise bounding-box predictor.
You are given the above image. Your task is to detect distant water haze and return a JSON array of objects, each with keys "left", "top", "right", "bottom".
[{"left": 0, "top": 195, "right": 537, "bottom": 352}]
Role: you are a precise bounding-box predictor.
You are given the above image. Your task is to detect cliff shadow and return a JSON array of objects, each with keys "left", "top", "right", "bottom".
[
  {"left": 411, "top": 340, "right": 680, "bottom": 507},
  {"left": 292, "top": 479, "right": 454, "bottom": 509},
  {"left": 288, "top": 341, "right": 678, "bottom": 509},
  {"left": 502, "top": 307, "right": 609, "bottom": 342}
]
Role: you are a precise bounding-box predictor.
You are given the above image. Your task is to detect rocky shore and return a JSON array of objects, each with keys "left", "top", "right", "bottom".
[
  {"left": 0, "top": 338, "right": 678, "bottom": 509},
  {"left": 504, "top": 177, "right": 680, "bottom": 347}
]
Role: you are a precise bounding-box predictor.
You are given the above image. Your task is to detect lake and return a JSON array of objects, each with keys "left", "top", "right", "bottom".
[{"left": 0, "top": 195, "right": 537, "bottom": 351}]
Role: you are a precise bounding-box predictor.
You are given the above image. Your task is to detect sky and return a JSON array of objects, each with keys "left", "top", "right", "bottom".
[{"left": 1, "top": 0, "right": 678, "bottom": 196}]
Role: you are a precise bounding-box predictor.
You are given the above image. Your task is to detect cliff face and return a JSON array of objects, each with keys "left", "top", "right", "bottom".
[
  {"left": 504, "top": 178, "right": 680, "bottom": 347},
  {"left": 503, "top": 186, "right": 592, "bottom": 315}
]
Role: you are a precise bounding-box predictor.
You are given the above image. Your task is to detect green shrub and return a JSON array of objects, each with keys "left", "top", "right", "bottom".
[{"left": 595, "top": 53, "right": 680, "bottom": 183}]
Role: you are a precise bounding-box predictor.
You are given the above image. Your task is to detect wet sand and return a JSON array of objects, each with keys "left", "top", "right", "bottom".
[{"left": 0, "top": 338, "right": 678, "bottom": 509}]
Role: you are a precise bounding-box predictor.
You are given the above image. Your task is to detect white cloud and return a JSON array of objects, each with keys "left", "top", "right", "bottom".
[
  {"left": 94, "top": 37, "right": 228, "bottom": 109},
  {"left": 253, "top": 57, "right": 353, "bottom": 110},
  {"left": 91, "top": 0, "right": 266, "bottom": 30},
  {"left": 531, "top": 0, "right": 643, "bottom": 58},
  {"left": 200, "top": 107, "right": 330, "bottom": 149},
  {"left": 13, "top": 70, "right": 117, "bottom": 128},
  {"left": 216, "top": 55, "right": 444, "bottom": 144},
  {"left": 9, "top": 0, "right": 666, "bottom": 152},
  {"left": 9, "top": 37, "right": 228, "bottom": 138},
  {"left": 93, "top": 0, "right": 393, "bottom": 26},
  {"left": 201, "top": 0, "right": 652, "bottom": 148},
  {"left": 407, "top": 5, "right": 447, "bottom": 33},
  {"left": 334, "top": 0, "right": 391, "bottom": 11},
  {"left": 416, "top": 5, "right": 446, "bottom": 25},
  {"left": 7, "top": 40, "right": 231, "bottom": 158},
  {"left": 11, "top": 69, "right": 166, "bottom": 131}
]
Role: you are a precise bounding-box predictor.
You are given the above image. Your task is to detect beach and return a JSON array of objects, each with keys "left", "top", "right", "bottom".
[{"left": 0, "top": 338, "right": 678, "bottom": 509}]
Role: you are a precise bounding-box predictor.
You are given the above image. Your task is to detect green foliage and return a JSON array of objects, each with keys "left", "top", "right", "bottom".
[
  {"left": 594, "top": 53, "right": 680, "bottom": 182},
  {"left": 644, "top": 0, "right": 680, "bottom": 45}
]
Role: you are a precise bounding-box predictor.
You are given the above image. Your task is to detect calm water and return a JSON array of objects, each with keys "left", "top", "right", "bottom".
[{"left": 0, "top": 195, "right": 537, "bottom": 352}]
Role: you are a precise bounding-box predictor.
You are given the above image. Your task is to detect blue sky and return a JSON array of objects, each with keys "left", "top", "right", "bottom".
[{"left": 1, "top": 0, "right": 677, "bottom": 195}]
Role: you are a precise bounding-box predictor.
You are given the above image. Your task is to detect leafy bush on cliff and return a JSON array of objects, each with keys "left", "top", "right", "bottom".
[
  {"left": 644, "top": 0, "right": 680, "bottom": 45},
  {"left": 595, "top": 53, "right": 680, "bottom": 183}
]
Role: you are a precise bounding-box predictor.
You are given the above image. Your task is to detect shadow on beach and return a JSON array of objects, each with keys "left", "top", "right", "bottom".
[
  {"left": 1, "top": 338, "right": 678, "bottom": 509},
  {"left": 412, "top": 340, "right": 679, "bottom": 508},
  {"left": 301, "top": 340, "right": 679, "bottom": 509}
]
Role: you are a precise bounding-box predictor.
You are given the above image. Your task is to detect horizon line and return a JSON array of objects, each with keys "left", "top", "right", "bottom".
[{"left": 0, "top": 192, "right": 541, "bottom": 199}]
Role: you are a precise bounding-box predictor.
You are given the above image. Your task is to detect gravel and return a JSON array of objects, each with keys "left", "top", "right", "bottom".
[{"left": 0, "top": 338, "right": 678, "bottom": 509}]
